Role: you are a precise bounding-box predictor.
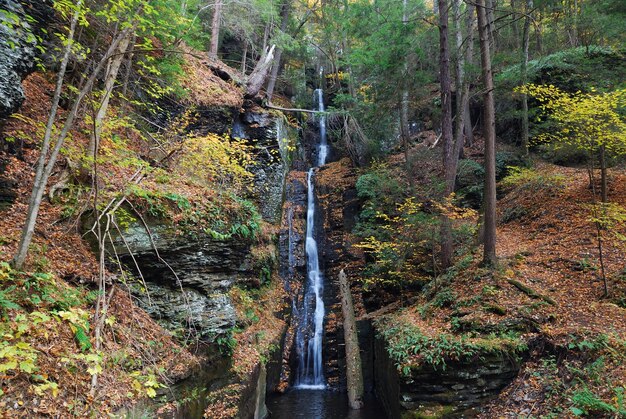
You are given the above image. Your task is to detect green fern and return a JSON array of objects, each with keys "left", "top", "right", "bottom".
[
  {"left": 73, "top": 325, "right": 92, "bottom": 352},
  {"left": 0, "top": 286, "right": 21, "bottom": 316}
]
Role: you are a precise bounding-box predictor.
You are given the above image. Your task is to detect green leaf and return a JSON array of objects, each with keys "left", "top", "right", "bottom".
[{"left": 19, "top": 360, "right": 36, "bottom": 373}]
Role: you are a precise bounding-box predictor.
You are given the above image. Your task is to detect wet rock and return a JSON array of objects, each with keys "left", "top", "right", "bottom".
[
  {"left": 232, "top": 109, "right": 295, "bottom": 224},
  {"left": 107, "top": 222, "right": 257, "bottom": 340},
  {"left": 188, "top": 106, "right": 236, "bottom": 135},
  {"left": 0, "top": 0, "right": 38, "bottom": 120}
]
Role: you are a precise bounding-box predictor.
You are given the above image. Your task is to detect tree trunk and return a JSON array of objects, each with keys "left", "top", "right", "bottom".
[
  {"left": 464, "top": 3, "right": 475, "bottom": 147},
  {"left": 339, "top": 270, "right": 364, "bottom": 410},
  {"left": 266, "top": 0, "right": 291, "bottom": 102},
  {"left": 477, "top": 0, "right": 497, "bottom": 266},
  {"left": 121, "top": 33, "right": 137, "bottom": 103},
  {"left": 88, "top": 32, "right": 132, "bottom": 158},
  {"left": 246, "top": 45, "right": 276, "bottom": 98},
  {"left": 535, "top": 10, "right": 543, "bottom": 54},
  {"left": 511, "top": 0, "right": 519, "bottom": 48},
  {"left": 485, "top": 0, "right": 496, "bottom": 53},
  {"left": 600, "top": 145, "right": 607, "bottom": 202},
  {"left": 453, "top": 0, "right": 467, "bottom": 161},
  {"left": 520, "top": 0, "right": 532, "bottom": 156},
  {"left": 209, "top": 0, "right": 222, "bottom": 59},
  {"left": 241, "top": 41, "right": 248, "bottom": 74},
  {"left": 439, "top": 0, "right": 455, "bottom": 269},
  {"left": 13, "top": 2, "right": 82, "bottom": 269},
  {"left": 401, "top": 0, "right": 411, "bottom": 180}
]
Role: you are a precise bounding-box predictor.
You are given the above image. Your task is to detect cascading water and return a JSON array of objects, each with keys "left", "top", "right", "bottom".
[{"left": 294, "top": 88, "right": 328, "bottom": 389}]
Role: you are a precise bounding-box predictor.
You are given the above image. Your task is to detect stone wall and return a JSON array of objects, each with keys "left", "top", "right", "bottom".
[{"left": 374, "top": 334, "right": 522, "bottom": 418}]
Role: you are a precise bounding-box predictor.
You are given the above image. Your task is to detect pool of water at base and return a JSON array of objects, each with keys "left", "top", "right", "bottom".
[{"left": 266, "top": 389, "right": 387, "bottom": 419}]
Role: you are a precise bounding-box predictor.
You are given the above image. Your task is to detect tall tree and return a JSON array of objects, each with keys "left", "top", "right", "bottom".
[
  {"left": 400, "top": 0, "right": 411, "bottom": 177},
  {"left": 452, "top": 0, "right": 469, "bottom": 160},
  {"left": 520, "top": 0, "right": 533, "bottom": 156},
  {"left": 266, "top": 0, "right": 291, "bottom": 102},
  {"left": 209, "top": 0, "right": 223, "bottom": 58},
  {"left": 476, "top": 0, "right": 497, "bottom": 266},
  {"left": 439, "top": 0, "right": 455, "bottom": 269}
]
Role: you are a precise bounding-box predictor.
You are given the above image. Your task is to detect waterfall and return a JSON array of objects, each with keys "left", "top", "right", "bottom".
[
  {"left": 316, "top": 89, "right": 328, "bottom": 166},
  {"left": 295, "top": 88, "right": 328, "bottom": 389}
]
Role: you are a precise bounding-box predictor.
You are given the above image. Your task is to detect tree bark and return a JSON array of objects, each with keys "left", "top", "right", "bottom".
[
  {"left": 477, "top": 0, "right": 497, "bottom": 266},
  {"left": 439, "top": 0, "right": 455, "bottom": 269},
  {"left": 464, "top": 3, "right": 475, "bottom": 147},
  {"left": 401, "top": 0, "right": 411, "bottom": 180},
  {"left": 485, "top": 0, "right": 496, "bottom": 52},
  {"left": 600, "top": 145, "right": 607, "bottom": 202},
  {"left": 209, "top": 0, "right": 222, "bottom": 59},
  {"left": 339, "top": 270, "right": 363, "bottom": 410},
  {"left": 88, "top": 31, "right": 133, "bottom": 158},
  {"left": 511, "top": 0, "right": 519, "bottom": 48},
  {"left": 246, "top": 45, "right": 276, "bottom": 98},
  {"left": 241, "top": 41, "right": 248, "bottom": 74},
  {"left": 453, "top": 0, "right": 468, "bottom": 161},
  {"left": 520, "top": 0, "right": 532, "bottom": 156},
  {"left": 266, "top": 0, "right": 291, "bottom": 101}
]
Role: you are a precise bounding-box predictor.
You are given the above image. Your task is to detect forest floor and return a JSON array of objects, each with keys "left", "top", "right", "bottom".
[{"left": 363, "top": 140, "right": 626, "bottom": 417}]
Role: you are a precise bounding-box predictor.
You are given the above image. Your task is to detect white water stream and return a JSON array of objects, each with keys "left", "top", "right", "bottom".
[{"left": 295, "top": 88, "right": 328, "bottom": 389}]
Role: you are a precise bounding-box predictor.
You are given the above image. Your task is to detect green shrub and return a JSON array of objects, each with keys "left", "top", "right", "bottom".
[
  {"left": 570, "top": 387, "right": 625, "bottom": 416},
  {"left": 499, "top": 167, "right": 566, "bottom": 194},
  {"left": 495, "top": 152, "right": 528, "bottom": 180}
]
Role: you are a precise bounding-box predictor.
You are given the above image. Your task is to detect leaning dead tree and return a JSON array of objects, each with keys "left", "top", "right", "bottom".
[
  {"left": 245, "top": 44, "right": 275, "bottom": 98},
  {"left": 339, "top": 269, "right": 364, "bottom": 410}
]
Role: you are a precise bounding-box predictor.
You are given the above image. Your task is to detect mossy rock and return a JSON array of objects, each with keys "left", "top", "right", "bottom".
[{"left": 402, "top": 404, "right": 456, "bottom": 419}]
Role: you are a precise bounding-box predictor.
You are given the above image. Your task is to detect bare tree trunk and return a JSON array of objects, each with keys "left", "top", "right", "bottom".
[
  {"left": 401, "top": 0, "right": 411, "bottom": 180},
  {"left": 209, "top": 0, "right": 222, "bottom": 59},
  {"left": 477, "top": 0, "right": 497, "bottom": 266},
  {"left": 266, "top": 0, "right": 291, "bottom": 102},
  {"left": 339, "top": 270, "right": 363, "bottom": 410},
  {"left": 485, "top": 0, "right": 496, "bottom": 53},
  {"left": 88, "top": 31, "right": 133, "bottom": 158},
  {"left": 464, "top": 3, "right": 475, "bottom": 147},
  {"left": 511, "top": 0, "right": 519, "bottom": 48},
  {"left": 600, "top": 145, "right": 607, "bottom": 202},
  {"left": 246, "top": 45, "right": 275, "bottom": 98},
  {"left": 535, "top": 9, "right": 543, "bottom": 54},
  {"left": 13, "top": 2, "right": 82, "bottom": 269},
  {"left": 13, "top": 24, "right": 131, "bottom": 269},
  {"left": 453, "top": 0, "right": 467, "bottom": 161},
  {"left": 520, "top": 0, "right": 532, "bottom": 156},
  {"left": 241, "top": 41, "right": 248, "bottom": 74},
  {"left": 439, "top": 0, "right": 455, "bottom": 269},
  {"left": 121, "top": 33, "right": 137, "bottom": 101}
]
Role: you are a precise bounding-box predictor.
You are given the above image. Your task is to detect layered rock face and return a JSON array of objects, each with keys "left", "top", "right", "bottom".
[
  {"left": 231, "top": 107, "right": 292, "bottom": 225},
  {"left": 110, "top": 223, "right": 252, "bottom": 340},
  {"left": 108, "top": 107, "right": 293, "bottom": 342},
  {"left": 0, "top": 0, "right": 51, "bottom": 120},
  {"left": 374, "top": 336, "right": 521, "bottom": 418}
]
